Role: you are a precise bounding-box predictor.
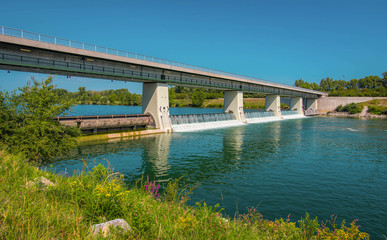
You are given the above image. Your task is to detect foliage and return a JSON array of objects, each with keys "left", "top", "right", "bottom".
[
  {"left": 53, "top": 86, "right": 142, "bottom": 106},
  {"left": 368, "top": 105, "right": 387, "bottom": 115},
  {"left": 294, "top": 72, "right": 387, "bottom": 97},
  {"left": 191, "top": 88, "right": 206, "bottom": 107},
  {"left": 336, "top": 103, "right": 363, "bottom": 114},
  {"left": 0, "top": 151, "right": 370, "bottom": 239},
  {"left": 0, "top": 77, "right": 80, "bottom": 162},
  {"left": 358, "top": 99, "right": 387, "bottom": 115}
]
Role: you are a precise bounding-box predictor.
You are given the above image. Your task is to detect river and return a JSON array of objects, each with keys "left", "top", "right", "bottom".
[{"left": 49, "top": 105, "right": 387, "bottom": 239}]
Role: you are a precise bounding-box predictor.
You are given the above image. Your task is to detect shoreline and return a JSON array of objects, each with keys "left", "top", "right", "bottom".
[{"left": 321, "top": 112, "right": 387, "bottom": 119}]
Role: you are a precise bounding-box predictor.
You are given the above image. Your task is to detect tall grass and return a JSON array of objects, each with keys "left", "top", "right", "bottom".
[{"left": 0, "top": 150, "right": 369, "bottom": 239}]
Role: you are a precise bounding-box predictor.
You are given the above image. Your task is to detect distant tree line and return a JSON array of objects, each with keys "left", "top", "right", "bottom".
[
  {"left": 168, "top": 86, "right": 265, "bottom": 107},
  {"left": 294, "top": 72, "right": 387, "bottom": 96},
  {"left": 50, "top": 86, "right": 266, "bottom": 108},
  {"left": 52, "top": 87, "right": 142, "bottom": 106}
]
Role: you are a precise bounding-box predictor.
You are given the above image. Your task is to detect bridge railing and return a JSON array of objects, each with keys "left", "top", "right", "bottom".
[{"left": 0, "top": 25, "right": 325, "bottom": 95}]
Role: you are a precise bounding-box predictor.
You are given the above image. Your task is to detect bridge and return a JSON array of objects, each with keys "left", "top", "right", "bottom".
[{"left": 0, "top": 26, "right": 327, "bottom": 131}]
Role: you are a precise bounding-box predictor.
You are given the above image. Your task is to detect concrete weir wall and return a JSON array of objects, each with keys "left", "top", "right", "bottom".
[
  {"left": 142, "top": 83, "right": 172, "bottom": 131},
  {"left": 224, "top": 91, "right": 246, "bottom": 123},
  {"left": 318, "top": 97, "right": 387, "bottom": 113}
]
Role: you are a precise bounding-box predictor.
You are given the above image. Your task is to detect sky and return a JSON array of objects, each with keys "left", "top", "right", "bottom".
[{"left": 0, "top": 0, "right": 386, "bottom": 94}]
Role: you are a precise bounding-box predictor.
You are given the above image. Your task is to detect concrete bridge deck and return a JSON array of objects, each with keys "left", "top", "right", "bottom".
[{"left": 0, "top": 26, "right": 326, "bottom": 131}]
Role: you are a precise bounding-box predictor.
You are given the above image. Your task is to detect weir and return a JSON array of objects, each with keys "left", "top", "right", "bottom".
[{"left": 171, "top": 113, "right": 244, "bottom": 132}]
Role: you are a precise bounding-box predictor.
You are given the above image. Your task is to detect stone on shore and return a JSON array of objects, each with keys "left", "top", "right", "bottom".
[
  {"left": 27, "top": 176, "right": 55, "bottom": 190},
  {"left": 92, "top": 218, "right": 131, "bottom": 237}
]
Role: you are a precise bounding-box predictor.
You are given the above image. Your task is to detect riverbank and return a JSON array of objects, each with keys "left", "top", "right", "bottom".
[
  {"left": 0, "top": 150, "right": 369, "bottom": 239},
  {"left": 323, "top": 111, "right": 387, "bottom": 119},
  {"left": 322, "top": 99, "right": 387, "bottom": 119}
]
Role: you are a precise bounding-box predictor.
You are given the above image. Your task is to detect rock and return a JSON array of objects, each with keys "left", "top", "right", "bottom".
[
  {"left": 27, "top": 176, "right": 55, "bottom": 190},
  {"left": 92, "top": 219, "right": 131, "bottom": 237}
]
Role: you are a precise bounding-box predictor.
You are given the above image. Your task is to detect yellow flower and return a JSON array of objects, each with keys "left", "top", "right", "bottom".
[{"left": 106, "top": 194, "right": 111, "bottom": 197}]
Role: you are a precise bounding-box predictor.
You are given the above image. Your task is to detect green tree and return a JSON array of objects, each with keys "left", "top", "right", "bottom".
[
  {"left": 383, "top": 71, "right": 387, "bottom": 87},
  {"left": 191, "top": 88, "right": 205, "bottom": 107},
  {"left": 0, "top": 77, "right": 80, "bottom": 162},
  {"left": 168, "top": 87, "right": 176, "bottom": 106}
]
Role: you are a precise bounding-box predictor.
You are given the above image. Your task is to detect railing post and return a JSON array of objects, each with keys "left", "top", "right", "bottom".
[
  {"left": 39, "top": 34, "right": 41, "bottom": 42},
  {"left": 69, "top": 40, "right": 71, "bottom": 47},
  {"left": 54, "top": 37, "right": 56, "bottom": 44},
  {"left": 1, "top": 26, "right": 3, "bottom": 35},
  {"left": 21, "top": 30, "right": 23, "bottom": 38},
  {"left": 82, "top": 43, "right": 84, "bottom": 50}
]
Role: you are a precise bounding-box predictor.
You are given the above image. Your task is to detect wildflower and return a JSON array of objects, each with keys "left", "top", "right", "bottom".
[{"left": 106, "top": 194, "right": 111, "bottom": 197}]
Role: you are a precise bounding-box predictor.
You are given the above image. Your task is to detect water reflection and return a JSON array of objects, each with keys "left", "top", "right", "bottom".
[
  {"left": 223, "top": 126, "right": 244, "bottom": 161},
  {"left": 142, "top": 133, "right": 172, "bottom": 181}
]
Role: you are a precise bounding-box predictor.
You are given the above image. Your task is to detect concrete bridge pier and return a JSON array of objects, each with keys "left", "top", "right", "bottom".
[
  {"left": 290, "top": 97, "right": 304, "bottom": 115},
  {"left": 265, "top": 95, "right": 282, "bottom": 118},
  {"left": 305, "top": 98, "right": 318, "bottom": 115},
  {"left": 142, "top": 83, "right": 172, "bottom": 131},
  {"left": 224, "top": 91, "right": 246, "bottom": 123}
]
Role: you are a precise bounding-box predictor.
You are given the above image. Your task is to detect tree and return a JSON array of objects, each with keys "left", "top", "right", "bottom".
[
  {"left": 191, "top": 88, "right": 205, "bottom": 107},
  {"left": 382, "top": 71, "right": 387, "bottom": 87},
  {"left": 0, "top": 77, "right": 80, "bottom": 162},
  {"left": 348, "top": 79, "right": 359, "bottom": 90},
  {"left": 168, "top": 87, "right": 176, "bottom": 106}
]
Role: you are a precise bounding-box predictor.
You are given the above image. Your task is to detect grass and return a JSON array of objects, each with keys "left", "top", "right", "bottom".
[
  {"left": 336, "top": 99, "right": 387, "bottom": 115},
  {"left": 0, "top": 150, "right": 369, "bottom": 239},
  {"left": 359, "top": 99, "right": 387, "bottom": 115}
]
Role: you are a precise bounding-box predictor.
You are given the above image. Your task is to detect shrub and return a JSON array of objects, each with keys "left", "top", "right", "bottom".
[
  {"left": 336, "top": 103, "right": 363, "bottom": 114},
  {"left": 0, "top": 77, "right": 80, "bottom": 162},
  {"left": 368, "top": 105, "right": 387, "bottom": 115},
  {"left": 336, "top": 104, "right": 343, "bottom": 112}
]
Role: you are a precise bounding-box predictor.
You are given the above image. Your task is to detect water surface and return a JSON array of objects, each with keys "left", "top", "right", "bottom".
[{"left": 50, "top": 106, "right": 387, "bottom": 238}]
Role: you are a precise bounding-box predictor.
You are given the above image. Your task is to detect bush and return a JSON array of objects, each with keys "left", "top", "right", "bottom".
[
  {"left": 336, "top": 103, "right": 363, "bottom": 114},
  {"left": 336, "top": 105, "right": 343, "bottom": 112},
  {"left": 368, "top": 105, "right": 387, "bottom": 115},
  {"left": 0, "top": 77, "right": 80, "bottom": 162}
]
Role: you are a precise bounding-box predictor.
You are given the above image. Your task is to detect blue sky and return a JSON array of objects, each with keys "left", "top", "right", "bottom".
[{"left": 0, "top": 0, "right": 386, "bottom": 93}]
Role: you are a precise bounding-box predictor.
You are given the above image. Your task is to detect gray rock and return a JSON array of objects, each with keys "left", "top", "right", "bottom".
[
  {"left": 92, "top": 218, "right": 131, "bottom": 237},
  {"left": 27, "top": 176, "right": 55, "bottom": 190}
]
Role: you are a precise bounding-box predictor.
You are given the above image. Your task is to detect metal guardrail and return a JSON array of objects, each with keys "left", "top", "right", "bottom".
[{"left": 0, "top": 25, "right": 325, "bottom": 95}]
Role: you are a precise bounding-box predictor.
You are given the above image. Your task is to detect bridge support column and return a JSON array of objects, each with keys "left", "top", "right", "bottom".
[
  {"left": 265, "top": 94, "right": 282, "bottom": 118},
  {"left": 224, "top": 91, "right": 246, "bottom": 123},
  {"left": 290, "top": 97, "right": 303, "bottom": 115},
  {"left": 305, "top": 98, "right": 318, "bottom": 115},
  {"left": 142, "top": 83, "right": 172, "bottom": 131}
]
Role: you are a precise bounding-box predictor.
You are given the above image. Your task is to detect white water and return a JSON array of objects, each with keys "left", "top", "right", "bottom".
[
  {"left": 245, "top": 116, "right": 283, "bottom": 124},
  {"left": 172, "top": 120, "right": 245, "bottom": 132},
  {"left": 172, "top": 110, "right": 307, "bottom": 132},
  {"left": 282, "top": 114, "right": 306, "bottom": 120}
]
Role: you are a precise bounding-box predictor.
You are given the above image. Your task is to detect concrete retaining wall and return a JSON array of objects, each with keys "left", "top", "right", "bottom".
[{"left": 318, "top": 97, "right": 387, "bottom": 113}]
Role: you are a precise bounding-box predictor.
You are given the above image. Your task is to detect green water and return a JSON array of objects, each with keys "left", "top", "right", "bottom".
[{"left": 48, "top": 116, "right": 387, "bottom": 239}]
